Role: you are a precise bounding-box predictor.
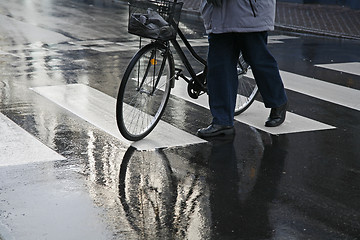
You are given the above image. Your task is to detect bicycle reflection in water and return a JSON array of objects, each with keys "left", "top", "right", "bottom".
[
  {"left": 118, "top": 144, "right": 212, "bottom": 239},
  {"left": 118, "top": 132, "right": 287, "bottom": 239}
]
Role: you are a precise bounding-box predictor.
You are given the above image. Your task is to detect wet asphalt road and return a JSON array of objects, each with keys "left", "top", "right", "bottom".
[{"left": 0, "top": 0, "right": 360, "bottom": 239}]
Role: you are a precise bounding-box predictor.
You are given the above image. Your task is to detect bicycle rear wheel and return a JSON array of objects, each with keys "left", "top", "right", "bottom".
[
  {"left": 116, "top": 42, "right": 174, "bottom": 141},
  {"left": 234, "top": 53, "right": 258, "bottom": 115}
]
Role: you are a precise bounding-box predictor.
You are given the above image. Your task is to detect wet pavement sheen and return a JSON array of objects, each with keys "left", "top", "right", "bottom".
[{"left": 0, "top": 0, "right": 360, "bottom": 239}]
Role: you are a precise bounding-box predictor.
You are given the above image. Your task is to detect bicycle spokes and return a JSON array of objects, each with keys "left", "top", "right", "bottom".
[
  {"left": 116, "top": 43, "right": 173, "bottom": 141},
  {"left": 135, "top": 49, "right": 168, "bottom": 96}
]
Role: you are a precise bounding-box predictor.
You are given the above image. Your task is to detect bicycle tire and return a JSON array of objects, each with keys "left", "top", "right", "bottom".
[
  {"left": 234, "top": 53, "right": 258, "bottom": 115},
  {"left": 116, "top": 42, "right": 174, "bottom": 141}
]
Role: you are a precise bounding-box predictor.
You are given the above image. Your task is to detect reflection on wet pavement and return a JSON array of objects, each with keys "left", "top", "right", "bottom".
[
  {"left": 116, "top": 128, "right": 284, "bottom": 239},
  {"left": 0, "top": 0, "right": 360, "bottom": 239}
]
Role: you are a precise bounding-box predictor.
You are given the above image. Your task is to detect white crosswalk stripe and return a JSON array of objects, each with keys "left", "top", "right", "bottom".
[
  {"left": 60, "top": 35, "right": 298, "bottom": 53},
  {"left": 0, "top": 113, "right": 65, "bottom": 166},
  {"left": 245, "top": 70, "right": 360, "bottom": 111},
  {"left": 171, "top": 71, "right": 336, "bottom": 135},
  {"left": 280, "top": 70, "right": 360, "bottom": 111},
  {"left": 315, "top": 62, "right": 360, "bottom": 76},
  {"left": 31, "top": 84, "right": 206, "bottom": 151}
]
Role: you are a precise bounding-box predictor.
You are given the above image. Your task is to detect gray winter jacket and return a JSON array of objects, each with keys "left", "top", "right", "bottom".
[{"left": 200, "top": 0, "right": 276, "bottom": 34}]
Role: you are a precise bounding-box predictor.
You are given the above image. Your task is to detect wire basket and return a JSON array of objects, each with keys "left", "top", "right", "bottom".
[{"left": 128, "top": 0, "right": 183, "bottom": 40}]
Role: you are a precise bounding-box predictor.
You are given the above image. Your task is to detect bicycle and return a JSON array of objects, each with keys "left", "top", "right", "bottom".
[{"left": 116, "top": 0, "right": 258, "bottom": 141}]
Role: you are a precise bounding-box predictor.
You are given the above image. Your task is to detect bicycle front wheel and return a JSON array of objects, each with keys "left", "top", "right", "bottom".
[
  {"left": 234, "top": 52, "right": 258, "bottom": 115},
  {"left": 116, "top": 42, "right": 174, "bottom": 141}
]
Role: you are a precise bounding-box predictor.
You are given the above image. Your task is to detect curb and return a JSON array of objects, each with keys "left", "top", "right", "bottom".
[{"left": 274, "top": 24, "right": 360, "bottom": 41}]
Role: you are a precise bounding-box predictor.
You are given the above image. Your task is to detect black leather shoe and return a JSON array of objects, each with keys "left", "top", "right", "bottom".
[
  {"left": 265, "top": 102, "right": 288, "bottom": 127},
  {"left": 197, "top": 124, "right": 235, "bottom": 138}
]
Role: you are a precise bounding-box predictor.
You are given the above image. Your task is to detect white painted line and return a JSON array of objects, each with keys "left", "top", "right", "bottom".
[
  {"left": 84, "top": 34, "right": 292, "bottom": 53},
  {"left": 55, "top": 44, "right": 89, "bottom": 51},
  {"left": 315, "top": 62, "right": 360, "bottom": 76},
  {"left": 171, "top": 74, "right": 335, "bottom": 134},
  {"left": 279, "top": 70, "right": 360, "bottom": 111},
  {"left": 268, "top": 35, "right": 299, "bottom": 40},
  {"left": 0, "top": 50, "right": 20, "bottom": 58},
  {"left": 31, "top": 84, "right": 206, "bottom": 150},
  {"left": 69, "top": 40, "right": 115, "bottom": 46},
  {"left": 0, "top": 113, "right": 65, "bottom": 167},
  {"left": 268, "top": 39, "right": 284, "bottom": 44},
  {"left": 245, "top": 69, "right": 360, "bottom": 111},
  {"left": 0, "top": 14, "right": 70, "bottom": 44},
  {"left": 234, "top": 101, "right": 335, "bottom": 135},
  {"left": 179, "top": 39, "right": 283, "bottom": 46},
  {"left": 89, "top": 45, "right": 138, "bottom": 53}
]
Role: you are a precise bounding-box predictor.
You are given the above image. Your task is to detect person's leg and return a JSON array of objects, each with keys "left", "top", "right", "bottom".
[
  {"left": 239, "top": 31, "right": 287, "bottom": 127},
  {"left": 239, "top": 32, "right": 287, "bottom": 108},
  {"left": 197, "top": 33, "right": 239, "bottom": 137},
  {"left": 207, "top": 33, "right": 240, "bottom": 126}
]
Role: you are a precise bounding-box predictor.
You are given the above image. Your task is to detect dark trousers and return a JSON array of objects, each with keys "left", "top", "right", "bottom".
[{"left": 207, "top": 31, "right": 288, "bottom": 126}]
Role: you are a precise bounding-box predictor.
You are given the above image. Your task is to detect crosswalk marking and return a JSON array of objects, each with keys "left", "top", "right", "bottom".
[
  {"left": 268, "top": 35, "right": 299, "bottom": 40},
  {"left": 0, "top": 49, "right": 20, "bottom": 58},
  {"left": 0, "top": 14, "right": 70, "bottom": 44},
  {"left": 234, "top": 101, "right": 336, "bottom": 134},
  {"left": 279, "top": 70, "right": 360, "bottom": 111},
  {"left": 315, "top": 62, "right": 360, "bottom": 76},
  {"left": 31, "top": 84, "right": 206, "bottom": 150},
  {"left": 0, "top": 113, "right": 65, "bottom": 167},
  {"left": 180, "top": 35, "right": 297, "bottom": 46},
  {"left": 2, "top": 35, "right": 357, "bottom": 154},
  {"left": 171, "top": 77, "right": 336, "bottom": 135},
  {"left": 54, "top": 35, "right": 299, "bottom": 53},
  {"left": 245, "top": 69, "right": 360, "bottom": 111},
  {"left": 0, "top": 35, "right": 299, "bottom": 55}
]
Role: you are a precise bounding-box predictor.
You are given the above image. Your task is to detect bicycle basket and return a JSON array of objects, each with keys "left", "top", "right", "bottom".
[{"left": 128, "top": 0, "right": 183, "bottom": 40}]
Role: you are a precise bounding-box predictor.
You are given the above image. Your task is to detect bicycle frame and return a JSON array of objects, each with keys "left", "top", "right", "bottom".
[{"left": 169, "top": 27, "right": 208, "bottom": 91}]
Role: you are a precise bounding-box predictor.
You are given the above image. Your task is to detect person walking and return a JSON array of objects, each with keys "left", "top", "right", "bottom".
[{"left": 197, "top": 0, "right": 288, "bottom": 138}]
